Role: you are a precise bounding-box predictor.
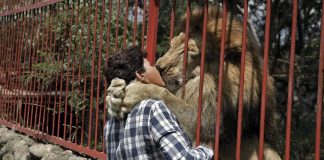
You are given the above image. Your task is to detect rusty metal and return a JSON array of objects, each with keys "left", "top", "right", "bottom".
[
  {"left": 236, "top": 0, "right": 248, "bottom": 159},
  {"left": 285, "top": 0, "right": 298, "bottom": 159},
  {"left": 259, "top": 0, "right": 272, "bottom": 159},
  {"left": 315, "top": 1, "right": 324, "bottom": 159},
  {"left": 214, "top": 1, "right": 227, "bottom": 159}
]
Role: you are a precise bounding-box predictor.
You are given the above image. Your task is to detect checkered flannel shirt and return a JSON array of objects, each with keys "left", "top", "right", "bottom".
[{"left": 104, "top": 99, "right": 213, "bottom": 160}]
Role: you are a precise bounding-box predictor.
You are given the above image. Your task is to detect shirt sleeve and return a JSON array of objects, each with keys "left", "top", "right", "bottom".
[{"left": 148, "top": 101, "right": 214, "bottom": 160}]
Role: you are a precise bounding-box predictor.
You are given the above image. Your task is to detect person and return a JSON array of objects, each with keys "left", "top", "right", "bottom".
[{"left": 104, "top": 46, "right": 214, "bottom": 160}]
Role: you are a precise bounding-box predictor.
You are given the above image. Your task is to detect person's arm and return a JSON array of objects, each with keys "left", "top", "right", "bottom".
[{"left": 148, "top": 101, "right": 213, "bottom": 160}]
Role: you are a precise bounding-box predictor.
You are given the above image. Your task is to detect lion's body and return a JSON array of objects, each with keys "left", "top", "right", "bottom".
[{"left": 112, "top": 6, "right": 282, "bottom": 159}]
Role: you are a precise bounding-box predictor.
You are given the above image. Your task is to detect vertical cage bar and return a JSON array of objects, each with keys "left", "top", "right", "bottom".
[
  {"left": 258, "top": 0, "right": 272, "bottom": 159},
  {"left": 169, "top": 0, "right": 176, "bottom": 42},
  {"left": 181, "top": 0, "right": 190, "bottom": 99},
  {"left": 68, "top": 0, "right": 77, "bottom": 142},
  {"left": 146, "top": 0, "right": 159, "bottom": 64},
  {"left": 140, "top": 0, "right": 146, "bottom": 51},
  {"left": 103, "top": 0, "right": 113, "bottom": 150},
  {"left": 114, "top": 0, "right": 120, "bottom": 49},
  {"left": 285, "top": 0, "right": 298, "bottom": 159},
  {"left": 88, "top": 0, "right": 100, "bottom": 147},
  {"left": 214, "top": 1, "right": 227, "bottom": 159},
  {"left": 122, "top": 0, "right": 129, "bottom": 47},
  {"left": 95, "top": 0, "right": 106, "bottom": 150},
  {"left": 195, "top": 0, "right": 208, "bottom": 145},
  {"left": 81, "top": 0, "right": 92, "bottom": 145},
  {"left": 236, "top": 0, "right": 248, "bottom": 159},
  {"left": 63, "top": 0, "right": 74, "bottom": 141},
  {"left": 133, "top": 0, "right": 138, "bottom": 45},
  {"left": 315, "top": 0, "right": 324, "bottom": 159}
]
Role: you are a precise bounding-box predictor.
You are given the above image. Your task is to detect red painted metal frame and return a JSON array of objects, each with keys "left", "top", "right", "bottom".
[
  {"left": 0, "top": 0, "right": 64, "bottom": 17},
  {"left": 259, "top": 0, "right": 272, "bottom": 159},
  {"left": 214, "top": 1, "right": 227, "bottom": 159},
  {"left": 181, "top": 0, "right": 191, "bottom": 99},
  {"left": 315, "top": 1, "right": 324, "bottom": 159},
  {"left": 285, "top": 0, "right": 298, "bottom": 159},
  {"left": 236, "top": 0, "right": 248, "bottom": 159},
  {"left": 195, "top": 0, "right": 208, "bottom": 146},
  {"left": 146, "top": 0, "right": 159, "bottom": 64}
]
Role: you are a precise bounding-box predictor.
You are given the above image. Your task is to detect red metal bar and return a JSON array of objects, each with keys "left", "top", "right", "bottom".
[
  {"left": 42, "top": 6, "right": 51, "bottom": 134},
  {"left": 133, "top": 0, "right": 138, "bottom": 45},
  {"left": 258, "top": 0, "right": 272, "bottom": 159},
  {"left": 75, "top": 0, "right": 85, "bottom": 144},
  {"left": 214, "top": 1, "right": 227, "bottom": 159},
  {"left": 181, "top": 0, "right": 190, "bottom": 99},
  {"left": 195, "top": 0, "right": 208, "bottom": 145},
  {"left": 103, "top": 0, "right": 113, "bottom": 150},
  {"left": 114, "top": 0, "right": 121, "bottom": 49},
  {"left": 63, "top": 0, "right": 74, "bottom": 141},
  {"left": 169, "top": 0, "right": 176, "bottom": 42},
  {"left": 23, "top": 10, "right": 33, "bottom": 127},
  {"left": 122, "top": 0, "right": 129, "bottom": 47},
  {"left": 32, "top": 8, "right": 42, "bottom": 131},
  {"left": 146, "top": 0, "right": 159, "bottom": 64},
  {"left": 15, "top": 13, "right": 25, "bottom": 124},
  {"left": 45, "top": 5, "right": 54, "bottom": 134},
  {"left": 52, "top": 4, "right": 59, "bottom": 136},
  {"left": 81, "top": 0, "right": 93, "bottom": 145},
  {"left": 315, "top": 0, "right": 324, "bottom": 159},
  {"left": 68, "top": 1, "right": 77, "bottom": 143},
  {"left": 88, "top": 0, "right": 100, "bottom": 147},
  {"left": 9, "top": 14, "right": 16, "bottom": 122},
  {"left": 40, "top": 6, "right": 51, "bottom": 133},
  {"left": 17, "top": 12, "right": 26, "bottom": 126},
  {"left": 0, "top": 0, "right": 64, "bottom": 17},
  {"left": 35, "top": 7, "right": 44, "bottom": 131},
  {"left": 57, "top": 3, "right": 65, "bottom": 138},
  {"left": 95, "top": 0, "right": 106, "bottom": 150},
  {"left": 8, "top": 15, "right": 15, "bottom": 122},
  {"left": 140, "top": 0, "right": 147, "bottom": 51},
  {"left": 285, "top": 0, "right": 298, "bottom": 159},
  {"left": 236, "top": 0, "right": 248, "bottom": 159}
]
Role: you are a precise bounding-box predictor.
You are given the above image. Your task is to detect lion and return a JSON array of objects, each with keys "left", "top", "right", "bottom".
[{"left": 106, "top": 6, "right": 282, "bottom": 160}]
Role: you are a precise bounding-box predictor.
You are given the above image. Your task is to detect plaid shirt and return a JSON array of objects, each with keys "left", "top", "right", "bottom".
[{"left": 104, "top": 99, "right": 213, "bottom": 160}]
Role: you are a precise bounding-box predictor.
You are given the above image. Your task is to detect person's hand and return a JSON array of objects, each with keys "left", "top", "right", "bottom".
[
  {"left": 106, "top": 78, "right": 128, "bottom": 119},
  {"left": 122, "top": 81, "right": 168, "bottom": 107}
]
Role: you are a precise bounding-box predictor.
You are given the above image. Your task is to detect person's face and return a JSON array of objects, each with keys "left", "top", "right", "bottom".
[{"left": 136, "top": 59, "right": 165, "bottom": 87}]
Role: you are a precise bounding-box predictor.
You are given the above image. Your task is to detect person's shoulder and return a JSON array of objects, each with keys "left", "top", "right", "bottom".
[{"left": 135, "top": 99, "right": 168, "bottom": 111}]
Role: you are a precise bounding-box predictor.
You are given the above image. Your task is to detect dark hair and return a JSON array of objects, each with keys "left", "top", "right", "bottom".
[{"left": 104, "top": 46, "right": 146, "bottom": 85}]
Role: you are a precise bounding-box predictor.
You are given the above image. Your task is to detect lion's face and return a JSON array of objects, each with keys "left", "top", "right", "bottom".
[{"left": 156, "top": 33, "right": 200, "bottom": 93}]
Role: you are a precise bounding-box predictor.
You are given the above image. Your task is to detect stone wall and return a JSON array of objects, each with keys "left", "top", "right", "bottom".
[{"left": 0, "top": 125, "right": 92, "bottom": 160}]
